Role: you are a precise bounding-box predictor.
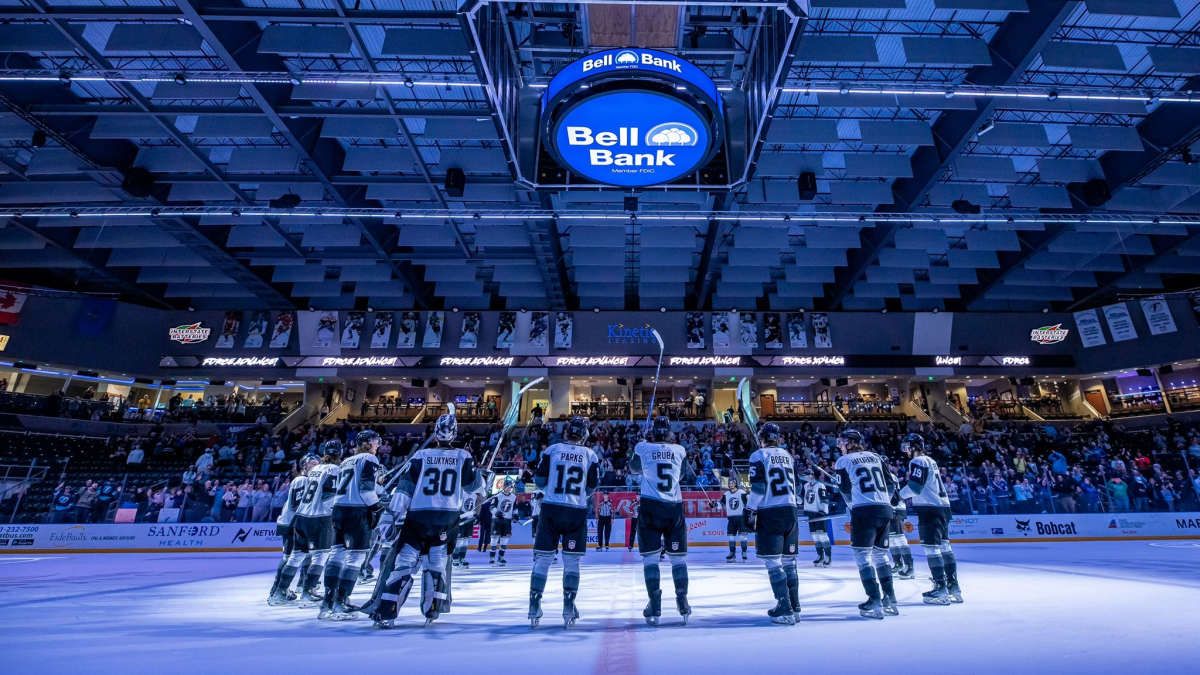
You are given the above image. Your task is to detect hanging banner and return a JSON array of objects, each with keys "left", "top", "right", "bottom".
[
  {"left": 215, "top": 311, "right": 240, "bottom": 349},
  {"left": 496, "top": 311, "right": 516, "bottom": 349},
  {"left": 685, "top": 312, "right": 705, "bottom": 349},
  {"left": 787, "top": 312, "right": 808, "bottom": 349},
  {"left": 268, "top": 312, "right": 293, "bottom": 348},
  {"left": 554, "top": 312, "right": 574, "bottom": 349},
  {"left": 460, "top": 312, "right": 481, "bottom": 349},
  {"left": 1072, "top": 309, "right": 1106, "bottom": 348},
  {"left": 738, "top": 311, "right": 758, "bottom": 349},
  {"left": 529, "top": 311, "right": 549, "bottom": 349},
  {"left": 1102, "top": 302, "right": 1138, "bottom": 342},
  {"left": 712, "top": 311, "right": 732, "bottom": 350},
  {"left": 1139, "top": 296, "right": 1178, "bottom": 336},
  {"left": 370, "top": 312, "right": 393, "bottom": 349},
  {"left": 396, "top": 312, "right": 419, "bottom": 348},
  {"left": 811, "top": 313, "right": 833, "bottom": 349},
  {"left": 763, "top": 312, "right": 783, "bottom": 349},
  {"left": 422, "top": 311, "right": 445, "bottom": 349},
  {"left": 341, "top": 311, "right": 364, "bottom": 349},
  {"left": 242, "top": 311, "right": 269, "bottom": 349},
  {"left": 312, "top": 311, "right": 338, "bottom": 348}
]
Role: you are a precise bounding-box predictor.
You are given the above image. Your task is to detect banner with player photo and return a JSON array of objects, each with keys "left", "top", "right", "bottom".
[
  {"left": 762, "top": 313, "right": 782, "bottom": 349},
  {"left": 396, "top": 311, "right": 419, "bottom": 348},
  {"left": 737, "top": 312, "right": 758, "bottom": 349},
  {"left": 528, "top": 311, "right": 549, "bottom": 349},
  {"left": 370, "top": 312, "right": 393, "bottom": 348},
  {"left": 215, "top": 311, "right": 240, "bottom": 349},
  {"left": 268, "top": 311, "right": 294, "bottom": 349},
  {"left": 685, "top": 312, "right": 705, "bottom": 349},
  {"left": 810, "top": 312, "right": 833, "bottom": 349},
  {"left": 496, "top": 311, "right": 516, "bottom": 349},
  {"left": 1138, "top": 295, "right": 1177, "bottom": 336},
  {"left": 242, "top": 311, "right": 269, "bottom": 348},
  {"left": 554, "top": 312, "right": 573, "bottom": 349},
  {"left": 340, "top": 311, "right": 364, "bottom": 349},
  {"left": 787, "top": 312, "right": 808, "bottom": 348},
  {"left": 422, "top": 311, "right": 445, "bottom": 348},
  {"left": 711, "top": 312, "right": 732, "bottom": 350},
  {"left": 459, "top": 312, "right": 481, "bottom": 349}
]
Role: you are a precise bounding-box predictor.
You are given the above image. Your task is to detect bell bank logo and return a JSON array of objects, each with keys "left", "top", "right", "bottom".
[
  {"left": 581, "top": 50, "right": 684, "bottom": 74},
  {"left": 564, "top": 123, "right": 698, "bottom": 168}
]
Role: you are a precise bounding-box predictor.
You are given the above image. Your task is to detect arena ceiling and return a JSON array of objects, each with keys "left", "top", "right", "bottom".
[{"left": 0, "top": 0, "right": 1198, "bottom": 314}]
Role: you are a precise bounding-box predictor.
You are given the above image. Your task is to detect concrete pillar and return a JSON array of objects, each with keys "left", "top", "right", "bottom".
[{"left": 549, "top": 376, "right": 571, "bottom": 420}]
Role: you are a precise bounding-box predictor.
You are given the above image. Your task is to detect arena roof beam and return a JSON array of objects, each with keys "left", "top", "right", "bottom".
[
  {"left": 174, "top": 0, "right": 434, "bottom": 309},
  {"left": 26, "top": 105, "right": 494, "bottom": 119},
  {"left": 825, "top": 0, "right": 1075, "bottom": 310},
  {"left": 0, "top": 6, "right": 457, "bottom": 24}
]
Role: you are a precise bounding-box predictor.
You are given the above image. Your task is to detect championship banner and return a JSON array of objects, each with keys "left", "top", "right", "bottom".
[
  {"left": 1139, "top": 295, "right": 1178, "bottom": 336},
  {"left": 712, "top": 311, "right": 732, "bottom": 350},
  {"left": 1073, "top": 308, "right": 1107, "bottom": 348},
  {"left": 737, "top": 311, "right": 758, "bottom": 349},
  {"left": 311, "top": 311, "right": 338, "bottom": 348},
  {"left": 1102, "top": 302, "right": 1138, "bottom": 342}
]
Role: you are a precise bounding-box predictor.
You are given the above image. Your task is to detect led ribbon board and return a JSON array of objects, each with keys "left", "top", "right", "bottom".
[{"left": 542, "top": 48, "right": 723, "bottom": 187}]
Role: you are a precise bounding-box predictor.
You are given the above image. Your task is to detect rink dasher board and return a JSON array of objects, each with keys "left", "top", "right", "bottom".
[{"left": 2, "top": 514, "right": 1199, "bottom": 554}]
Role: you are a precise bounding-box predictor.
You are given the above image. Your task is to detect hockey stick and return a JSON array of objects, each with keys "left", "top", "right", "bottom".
[
  {"left": 482, "top": 377, "right": 544, "bottom": 473},
  {"left": 736, "top": 377, "right": 760, "bottom": 448},
  {"left": 642, "top": 327, "right": 666, "bottom": 434}
]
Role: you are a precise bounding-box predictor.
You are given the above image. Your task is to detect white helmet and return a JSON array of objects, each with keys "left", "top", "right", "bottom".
[{"left": 434, "top": 412, "right": 458, "bottom": 443}]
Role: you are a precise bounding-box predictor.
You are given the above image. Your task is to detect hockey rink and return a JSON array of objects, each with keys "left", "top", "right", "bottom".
[{"left": 1, "top": 541, "right": 1197, "bottom": 674}]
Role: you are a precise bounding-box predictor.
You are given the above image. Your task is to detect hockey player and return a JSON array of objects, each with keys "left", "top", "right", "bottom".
[
  {"left": 744, "top": 423, "right": 801, "bottom": 625},
  {"left": 630, "top": 416, "right": 696, "bottom": 626},
  {"left": 901, "top": 433, "right": 963, "bottom": 604},
  {"left": 452, "top": 487, "right": 482, "bottom": 568},
  {"left": 322, "top": 430, "right": 384, "bottom": 620},
  {"left": 488, "top": 480, "right": 516, "bottom": 565},
  {"left": 288, "top": 440, "right": 342, "bottom": 607},
  {"left": 888, "top": 468, "right": 915, "bottom": 579},
  {"left": 368, "top": 412, "right": 481, "bottom": 628},
  {"left": 267, "top": 459, "right": 313, "bottom": 605},
  {"left": 530, "top": 491, "right": 543, "bottom": 538},
  {"left": 800, "top": 471, "right": 833, "bottom": 567},
  {"left": 721, "top": 482, "right": 749, "bottom": 562},
  {"left": 528, "top": 416, "right": 599, "bottom": 628},
  {"left": 833, "top": 429, "right": 899, "bottom": 619}
]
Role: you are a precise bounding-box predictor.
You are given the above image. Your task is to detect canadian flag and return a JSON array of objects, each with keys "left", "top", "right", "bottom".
[{"left": 0, "top": 288, "right": 27, "bottom": 325}]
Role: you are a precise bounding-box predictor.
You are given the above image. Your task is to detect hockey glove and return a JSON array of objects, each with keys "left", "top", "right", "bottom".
[
  {"left": 368, "top": 501, "right": 386, "bottom": 528},
  {"left": 743, "top": 509, "right": 757, "bottom": 530}
]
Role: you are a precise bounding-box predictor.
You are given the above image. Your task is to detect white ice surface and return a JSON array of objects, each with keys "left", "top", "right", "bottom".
[{"left": 1, "top": 542, "right": 1198, "bottom": 674}]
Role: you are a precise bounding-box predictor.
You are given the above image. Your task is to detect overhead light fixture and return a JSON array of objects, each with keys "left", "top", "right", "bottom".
[
  {"left": 403, "top": 77, "right": 414, "bottom": 88},
  {"left": 976, "top": 119, "right": 996, "bottom": 138},
  {"left": 951, "top": 199, "right": 981, "bottom": 215},
  {"left": 173, "top": 73, "right": 187, "bottom": 85}
]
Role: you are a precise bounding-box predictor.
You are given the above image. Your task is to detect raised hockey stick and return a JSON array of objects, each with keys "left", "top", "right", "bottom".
[
  {"left": 736, "top": 377, "right": 759, "bottom": 449},
  {"left": 482, "top": 377, "right": 544, "bottom": 473},
  {"left": 642, "top": 327, "right": 666, "bottom": 434}
]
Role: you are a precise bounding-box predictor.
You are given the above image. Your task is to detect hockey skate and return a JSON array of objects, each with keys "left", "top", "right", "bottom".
[
  {"left": 359, "top": 566, "right": 375, "bottom": 583},
  {"left": 896, "top": 566, "right": 915, "bottom": 580},
  {"left": 528, "top": 591, "right": 543, "bottom": 628},
  {"left": 725, "top": 553, "right": 736, "bottom": 563},
  {"left": 676, "top": 594, "right": 692, "bottom": 625},
  {"left": 643, "top": 590, "right": 662, "bottom": 626},
  {"left": 563, "top": 591, "right": 579, "bottom": 628},
  {"left": 882, "top": 594, "right": 900, "bottom": 616},
  {"left": 947, "top": 582, "right": 964, "bottom": 604},
  {"left": 298, "top": 588, "right": 324, "bottom": 608},
  {"left": 858, "top": 599, "right": 884, "bottom": 620},
  {"left": 372, "top": 617, "right": 395, "bottom": 630},
  {"left": 812, "top": 556, "right": 824, "bottom": 567},
  {"left": 768, "top": 598, "right": 795, "bottom": 625},
  {"left": 922, "top": 583, "right": 951, "bottom": 606},
  {"left": 498, "top": 557, "right": 507, "bottom": 566},
  {"left": 266, "top": 591, "right": 294, "bottom": 607},
  {"left": 741, "top": 554, "right": 748, "bottom": 562},
  {"left": 461, "top": 559, "right": 470, "bottom": 569}
]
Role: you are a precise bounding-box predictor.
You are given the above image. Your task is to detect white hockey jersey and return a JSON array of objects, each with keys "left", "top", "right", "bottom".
[
  {"left": 399, "top": 446, "right": 480, "bottom": 514},
  {"left": 834, "top": 450, "right": 895, "bottom": 509},
  {"left": 722, "top": 490, "right": 746, "bottom": 517},
  {"left": 630, "top": 441, "right": 694, "bottom": 504},
  {"left": 295, "top": 463, "right": 339, "bottom": 518},
  {"left": 333, "top": 452, "right": 383, "bottom": 507},
  {"left": 535, "top": 442, "right": 600, "bottom": 510},
  {"left": 275, "top": 475, "right": 307, "bottom": 527},
  {"left": 903, "top": 455, "right": 951, "bottom": 508},
  {"left": 801, "top": 479, "right": 831, "bottom": 515},
  {"left": 492, "top": 491, "right": 517, "bottom": 520},
  {"left": 748, "top": 446, "right": 797, "bottom": 511}
]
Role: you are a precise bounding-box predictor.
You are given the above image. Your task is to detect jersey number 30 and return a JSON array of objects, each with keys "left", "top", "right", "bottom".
[{"left": 421, "top": 467, "right": 460, "bottom": 497}]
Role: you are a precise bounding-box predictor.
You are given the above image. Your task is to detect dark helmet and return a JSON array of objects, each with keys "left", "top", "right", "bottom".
[
  {"left": 901, "top": 433, "right": 926, "bottom": 454},
  {"left": 758, "top": 422, "right": 783, "bottom": 446},
  {"left": 565, "top": 416, "right": 589, "bottom": 444},
  {"left": 433, "top": 412, "right": 458, "bottom": 443},
  {"left": 301, "top": 453, "right": 322, "bottom": 469},
  {"left": 319, "top": 439, "right": 344, "bottom": 460},
  {"left": 650, "top": 416, "right": 673, "bottom": 443},
  {"left": 838, "top": 428, "right": 864, "bottom": 449},
  {"left": 356, "top": 429, "right": 381, "bottom": 449}
]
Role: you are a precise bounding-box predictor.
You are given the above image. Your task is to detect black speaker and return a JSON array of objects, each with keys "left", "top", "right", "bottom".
[
  {"left": 1136, "top": 368, "right": 1152, "bottom": 377},
  {"left": 262, "top": 379, "right": 277, "bottom": 386},
  {"left": 429, "top": 378, "right": 439, "bottom": 387},
  {"left": 835, "top": 377, "right": 848, "bottom": 387},
  {"left": 77, "top": 370, "right": 99, "bottom": 378},
  {"left": 1159, "top": 364, "right": 1174, "bottom": 375},
  {"left": 1070, "top": 179, "right": 1111, "bottom": 207},
  {"left": 209, "top": 378, "right": 225, "bottom": 386},
  {"left": 623, "top": 196, "right": 638, "bottom": 212},
  {"left": 412, "top": 378, "right": 425, "bottom": 388},
  {"left": 616, "top": 377, "right": 627, "bottom": 386},
  {"left": 161, "top": 379, "right": 176, "bottom": 386},
  {"left": 951, "top": 199, "right": 981, "bottom": 215},
  {"left": 268, "top": 192, "right": 301, "bottom": 209},
  {"left": 797, "top": 171, "right": 817, "bottom": 200},
  {"left": 444, "top": 168, "right": 466, "bottom": 197},
  {"left": 121, "top": 167, "right": 156, "bottom": 198},
  {"left": 1008, "top": 377, "right": 1019, "bottom": 386},
  {"left": 820, "top": 378, "right": 831, "bottom": 386},
  {"left": 134, "top": 377, "right": 154, "bottom": 385}
]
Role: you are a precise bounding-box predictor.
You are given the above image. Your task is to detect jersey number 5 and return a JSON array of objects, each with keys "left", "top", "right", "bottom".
[
  {"left": 656, "top": 463, "right": 675, "bottom": 493},
  {"left": 553, "top": 465, "right": 584, "bottom": 496}
]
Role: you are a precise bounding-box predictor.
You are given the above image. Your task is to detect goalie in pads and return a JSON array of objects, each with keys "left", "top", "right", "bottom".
[{"left": 369, "top": 412, "right": 481, "bottom": 628}]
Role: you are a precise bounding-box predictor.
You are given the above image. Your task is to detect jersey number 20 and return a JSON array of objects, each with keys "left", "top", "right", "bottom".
[{"left": 855, "top": 466, "right": 887, "bottom": 494}]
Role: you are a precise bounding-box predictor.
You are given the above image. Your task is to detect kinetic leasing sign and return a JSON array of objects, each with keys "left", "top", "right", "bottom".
[{"left": 542, "top": 48, "right": 722, "bottom": 187}]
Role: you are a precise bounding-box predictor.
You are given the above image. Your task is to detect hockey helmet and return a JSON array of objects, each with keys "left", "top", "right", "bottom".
[
  {"left": 650, "top": 416, "right": 673, "bottom": 443},
  {"left": 319, "top": 439, "right": 344, "bottom": 460},
  {"left": 301, "top": 453, "right": 322, "bottom": 469},
  {"left": 837, "top": 428, "right": 865, "bottom": 451},
  {"left": 565, "top": 416, "right": 590, "bottom": 444},
  {"left": 757, "top": 422, "right": 783, "bottom": 446},
  {"left": 356, "top": 429, "right": 381, "bottom": 450},
  {"left": 901, "top": 433, "right": 926, "bottom": 455},
  {"left": 433, "top": 412, "right": 458, "bottom": 443}
]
